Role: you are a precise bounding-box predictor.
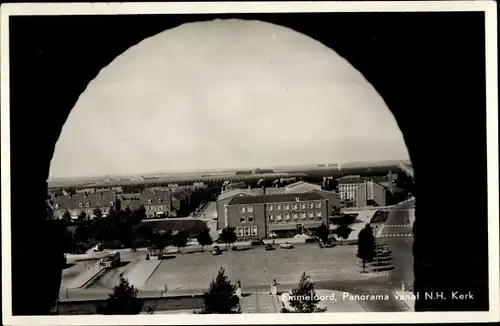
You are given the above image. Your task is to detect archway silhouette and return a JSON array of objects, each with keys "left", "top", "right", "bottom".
[{"left": 7, "top": 12, "right": 489, "bottom": 315}]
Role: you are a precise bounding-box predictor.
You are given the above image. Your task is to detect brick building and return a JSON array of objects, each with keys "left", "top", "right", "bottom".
[
  {"left": 138, "top": 190, "right": 173, "bottom": 218},
  {"left": 53, "top": 190, "right": 117, "bottom": 219},
  {"left": 226, "top": 192, "right": 328, "bottom": 240}
]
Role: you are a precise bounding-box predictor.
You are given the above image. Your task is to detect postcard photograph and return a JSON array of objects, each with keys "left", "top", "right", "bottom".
[{"left": 1, "top": 1, "right": 498, "bottom": 325}]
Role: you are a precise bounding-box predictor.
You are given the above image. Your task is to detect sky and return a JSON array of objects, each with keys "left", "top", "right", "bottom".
[{"left": 49, "top": 19, "right": 409, "bottom": 179}]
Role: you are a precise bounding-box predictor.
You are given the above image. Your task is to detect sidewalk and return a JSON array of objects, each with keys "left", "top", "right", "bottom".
[
  {"left": 66, "top": 261, "right": 105, "bottom": 289},
  {"left": 123, "top": 258, "right": 163, "bottom": 289},
  {"left": 393, "top": 291, "right": 415, "bottom": 311}
]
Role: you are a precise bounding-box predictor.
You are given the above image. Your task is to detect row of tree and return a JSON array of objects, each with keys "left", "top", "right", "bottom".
[{"left": 98, "top": 268, "right": 326, "bottom": 314}]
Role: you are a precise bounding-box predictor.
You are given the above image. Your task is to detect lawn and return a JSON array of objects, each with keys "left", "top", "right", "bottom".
[{"left": 143, "top": 243, "right": 364, "bottom": 292}]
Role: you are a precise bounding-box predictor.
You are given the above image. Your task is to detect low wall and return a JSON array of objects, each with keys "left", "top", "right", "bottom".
[{"left": 57, "top": 294, "right": 205, "bottom": 315}]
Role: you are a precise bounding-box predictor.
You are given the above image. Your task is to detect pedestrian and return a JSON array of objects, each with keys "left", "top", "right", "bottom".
[{"left": 236, "top": 278, "right": 242, "bottom": 298}]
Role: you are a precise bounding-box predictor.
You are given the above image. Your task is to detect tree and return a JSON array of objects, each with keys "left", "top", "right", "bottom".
[
  {"left": 201, "top": 267, "right": 241, "bottom": 314},
  {"left": 136, "top": 223, "right": 153, "bottom": 240},
  {"left": 281, "top": 272, "right": 326, "bottom": 313},
  {"left": 171, "top": 230, "right": 188, "bottom": 248},
  {"left": 77, "top": 210, "right": 87, "bottom": 221},
  {"left": 62, "top": 210, "right": 72, "bottom": 224},
  {"left": 98, "top": 275, "right": 144, "bottom": 315},
  {"left": 357, "top": 224, "right": 376, "bottom": 273},
  {"left": 315, "top": 223, "right": 329, "bottom": 244},
  {"left": 220, "top": 227, "right": 237, "bottom": 249},
  {"left": 132, "top": 205, "right": 146, "bottom": 224},
  {"left": 75, "top": 222, "right": 92, "bottom": 243},
  {"left": 335, "top": 216, "right": 353, "bottom": 246},
  {"left": 197, "top": 226, "right": 213, "bottom": 251},
  {"left": 93, "top": 207, "right": 102, "bottom": 219}
]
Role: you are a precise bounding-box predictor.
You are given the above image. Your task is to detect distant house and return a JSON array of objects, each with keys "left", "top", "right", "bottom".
[
  {"left": 139, "top": 190, "right": 172, "bottom": 218},
  {"left": 53, "top": 190, "right": 118, "bottom": 219}
]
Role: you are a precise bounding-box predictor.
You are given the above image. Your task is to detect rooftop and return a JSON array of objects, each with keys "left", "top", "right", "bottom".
[{"left": 228, "top": 192, "right": 325, "bottom": 205}]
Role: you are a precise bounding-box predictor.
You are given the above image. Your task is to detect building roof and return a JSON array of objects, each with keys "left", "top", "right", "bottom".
[
  {"left": 138, "top": 190, "right": 171, "bottom": 205},
  {"left": 285, "top": 181, "right": 322, "bottom": 193},
  {"left": 54, "top": 191, "right": 117, "bottom": 210},
  {"left": 217, "top": 188, "right": 258, "bottom": 201},
  {"left": 172, "top": 187, "right": 192, "bottom": 201},
  {"left": 228, "top": 192, "right": 325, "bottom": 205}
]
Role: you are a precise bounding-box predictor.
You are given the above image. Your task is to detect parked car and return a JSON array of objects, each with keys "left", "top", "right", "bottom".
[
  {"left": 212, "top": 246, "right": 221, "bottom": 255},
  {"left": 251, "top": 239, "right": 265, "bottom": 246},
  {"left": 305, "top": 236, "right": 319, "bottom": 243},
  {"left": 280, "top": 242, "right": 294, "bottom": 249},
  {"left": 265, "top": 244, "right": 275, "bottom": 251}
]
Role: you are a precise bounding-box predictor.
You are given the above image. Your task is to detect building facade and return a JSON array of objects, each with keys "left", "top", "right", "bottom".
[
  {"left": 53, "top": 190, "right": 117, "bottom": 219},
  {"left": 226, "top": 193, "right": 328, "bottom": 240},
  {"left": 354, "top": 181, "right": 387, "bottom": 207},
  {"left": 338, "top": 175, "right": 391, "bottom": 204}
]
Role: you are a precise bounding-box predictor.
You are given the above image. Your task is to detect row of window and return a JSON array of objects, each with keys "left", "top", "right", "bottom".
[
  {"left": 239, "top": 216, "right": 254, "bottom": 223},
  {"left": 238, "top": 202, "right": 322, "bottom": 213},
  {"left": 269, "top": 211, "right": 322, "bottom": 221},
  {"left": 146, "top": 205, "right": 165, "bottom": 211},
  {"left": 237, "top": 226, "right": 258, "bottom": 237},
  {"left": 55, "top": 198, "right": 166, "bottom": 209}
]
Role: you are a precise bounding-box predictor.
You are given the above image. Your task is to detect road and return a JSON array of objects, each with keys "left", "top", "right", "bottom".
[
  {"left": 60, "top": 276, "right": 409, "bottom": 312},
  {"left": 378, "top": 200, "right": 415, "bottom": 291}
]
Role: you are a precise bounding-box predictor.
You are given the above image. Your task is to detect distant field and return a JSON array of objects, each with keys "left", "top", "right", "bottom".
[{"left": 48, "top": 160, "right": 407, "bottom": 189}]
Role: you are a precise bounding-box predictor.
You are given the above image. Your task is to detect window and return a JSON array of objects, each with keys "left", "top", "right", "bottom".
[
  {"left": 268, "top": 205, "right": 274, "bottom": 211},
  {"left": 309, "top": 212, "right": 314, "bottom": 219},
  {"left": 277, "top": 213, "right": 282, "bottom": 221},
  {"left": 240, "top": 216, "right": 247, "bottom": 223},
  {"left": 293, "top": 203, "right": 298, "bottom": 210},
  {"left": 237, "top": 227, "right": 244, "bottom": 237},
  {"left": 300, "top": 203, "right": 306, "bottom": 209},
  {"left": 130, "top": 206, "right": 135, "bottom": 210},
  {"left": 251, "top": 226, "right": 258, "bottom": 236},
  {"left": 244, "top": 226, "right": 251, "bottom": 236},
  {"left": 276, "top": 204, "right": 282, "bottom": 210},
  {"left": 248, "top": 216, "right": 254, "bottom": 223},
  {"left": 85, "top": 202, "right": 90, "bottom": 207},
  {"left": 316, "top": 212, "right": 322, "bottom": 218},
  {"left": 240, "top": 206, "right": 246, "bottom": 213},
  {"left": 110, "top": 201, "right": 114, "bottom": 206},
  {"left": 247, "top": 206, "right": 253, "bottom": 213},
  {"left": 158, "top": 199, "right": 162, "bottom": 204},
  {"left": 268, "top": 214, "right": 274, "bottom": 221},
  {"left": 148, "top": 199, "right": 152, "bottom": 204},
  {"left": 285, "top": 213, "right": 290, "bottom": 220},
  {"left": 301, "top": 212, "right": 306, "bottom": 220},
  {"left": 316, "top": 202, "right": 321, "bottom": 208},
  {"left": 293, "top": 213, "right": 298, "bottom": 220},
  {"left": 284, "top": 204, "right": 290, "bottom": 210},
  {"left": 308, "top": 202, "right": 314, "bottom": 209},
  {"left": 78, "top": 202, "right": 83, "bottom": 208},
  {"left": 159, "top": 206, "right": 163, "bottom": 211}
]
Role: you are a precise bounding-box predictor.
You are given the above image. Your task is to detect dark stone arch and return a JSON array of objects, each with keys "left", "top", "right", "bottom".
[{"left": 7, "top": 12, "right": 488, "bottom": 315}]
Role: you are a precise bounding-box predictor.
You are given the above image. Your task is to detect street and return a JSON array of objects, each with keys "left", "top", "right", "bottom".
[{"left": 379, "top": 200, "right": 415, "bottom": 291}]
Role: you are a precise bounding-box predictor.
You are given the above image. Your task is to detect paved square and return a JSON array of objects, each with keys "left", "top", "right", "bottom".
[{"left": 143, "top": 244, "right": 366, "bottom": 291}]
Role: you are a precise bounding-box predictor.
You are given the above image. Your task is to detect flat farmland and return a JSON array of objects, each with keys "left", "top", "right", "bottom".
[{"left": 143, "top": 243, "right": 373, "bottom": 292}]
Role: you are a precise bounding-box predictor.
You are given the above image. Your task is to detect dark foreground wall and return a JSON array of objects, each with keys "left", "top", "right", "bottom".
[
  {"left": 58, "top": 295, "right": 205, "bottom": 315},
  {"left": 7, "top": 11, "right": 489, "bottom": 314}
]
